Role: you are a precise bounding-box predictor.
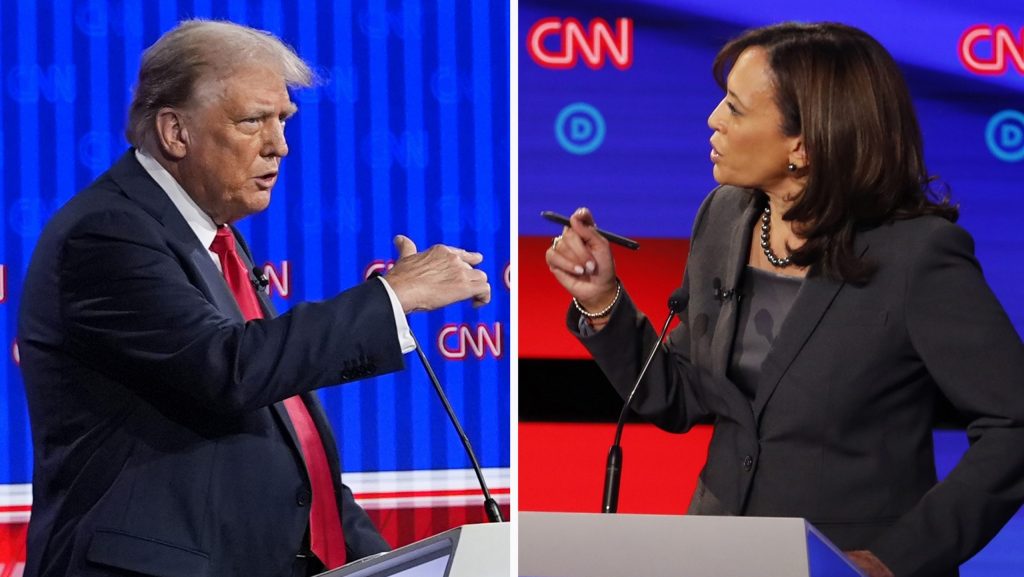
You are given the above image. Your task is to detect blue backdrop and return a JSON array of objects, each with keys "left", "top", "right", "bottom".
[{"left": 0, "top": 0, "right": 510, "bottom": 488}]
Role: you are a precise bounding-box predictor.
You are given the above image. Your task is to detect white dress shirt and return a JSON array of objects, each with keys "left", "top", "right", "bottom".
[{"left": 134, "top": 149, "right": 415, "bottom": 354}]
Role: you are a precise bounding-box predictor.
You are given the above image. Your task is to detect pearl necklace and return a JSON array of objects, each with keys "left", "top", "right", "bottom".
[{"left": 759, "top": 205, "right": 792, "bottom": 268}]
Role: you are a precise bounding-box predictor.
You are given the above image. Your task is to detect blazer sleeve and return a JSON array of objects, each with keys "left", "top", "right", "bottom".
[
  {"left": 870, "top": 222, "right": 1024, "bottom": 576},
  {"left": 568, "top": 188, "right": 722, "bottom": 432},
  {"left": 58, "top": 209, "right": 406, "bottom": 415},
  {"left": 570, "top": 281, "right": 709, "bottom": 433}
]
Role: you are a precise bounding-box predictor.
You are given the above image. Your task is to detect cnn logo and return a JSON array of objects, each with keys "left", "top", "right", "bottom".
[
  {"left": 527, "top": 17, "right": 633, "bottom": 70},
  {"left": 437, "top": 323, "right": 503, "bottom": 360},
  {"left": 959, "top": 25, "right": 1024, "bottom": 75}
]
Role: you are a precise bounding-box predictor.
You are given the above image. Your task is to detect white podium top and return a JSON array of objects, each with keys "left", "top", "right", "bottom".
[{"left": 519, "top": 512, "right": 865, "bottom": 577}]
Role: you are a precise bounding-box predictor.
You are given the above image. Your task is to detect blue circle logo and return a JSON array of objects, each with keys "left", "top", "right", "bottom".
[
  {"left": 555, "top": 102, "right": 606, "bottom": 155},
  {"left": 985, "top": 110, "right": 1024, "bottom": 162}
]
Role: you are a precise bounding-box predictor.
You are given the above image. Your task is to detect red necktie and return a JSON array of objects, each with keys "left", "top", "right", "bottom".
[{"left": 209, "top": 227, "right": 347, "bottom": 569}]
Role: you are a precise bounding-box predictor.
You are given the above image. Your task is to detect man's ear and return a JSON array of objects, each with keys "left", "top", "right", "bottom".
[{"left": 154, "top": 107, "right": 190, "bottom": 160}]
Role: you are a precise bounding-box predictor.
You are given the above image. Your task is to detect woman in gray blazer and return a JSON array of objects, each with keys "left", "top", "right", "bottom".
[{"left": 546, "top": 22, "right": 1024, "bottom": 577}]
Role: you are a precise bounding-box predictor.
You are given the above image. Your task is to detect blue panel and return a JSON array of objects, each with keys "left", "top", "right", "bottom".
[
  {"left": 297, "top": 1, "right": 323, "bottom": 302},
  {"left": 0, "top": 0, "right": 8, "bottom": 485},
  {"left": 443, "top": 0, "right": 465, "bottom": 470},
  {"left": 158, "top": 0, "right": 176, "bottom": 33},
  {"left": 192, "top": 0, "right": 211, "bottom": 19},
  {"left": 328, "top": 0, "right": 365, "bottom": 474},
  {"left": 806, "top": 527, "right": 863, "bottom": 577},
  {"left": 367, "top": 0, "right": 395, "bottom": 472},
  {"left": 401, "top": 0, "right": 431, "bottom": 471},
  {"left": 18, "top": 0, "right": 41, "bottom": 257},
  {"left": 227, "top": 0, "right": 247, "bottom": 26}
]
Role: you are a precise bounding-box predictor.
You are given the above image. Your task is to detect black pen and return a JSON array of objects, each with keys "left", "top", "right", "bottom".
[{"left": 541, "top": 211, "right": 640, "bottom": 250}]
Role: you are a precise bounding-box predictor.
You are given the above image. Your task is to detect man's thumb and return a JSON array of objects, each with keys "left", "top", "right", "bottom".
[{"left": 394, "top": 234, "right": 418, "bottom": 258}]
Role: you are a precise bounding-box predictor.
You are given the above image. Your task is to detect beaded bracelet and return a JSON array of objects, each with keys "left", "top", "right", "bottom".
[{"left": 573, "top": 282, "right": 622, "bottom": 319}]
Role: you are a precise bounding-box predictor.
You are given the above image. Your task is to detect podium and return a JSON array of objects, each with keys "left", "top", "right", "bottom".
[
  {"left": 317, "top": 522, "right": 509, "bottom": 577},
  {"left": 519, "top": 512, "right": 866, "bottom": 577}
]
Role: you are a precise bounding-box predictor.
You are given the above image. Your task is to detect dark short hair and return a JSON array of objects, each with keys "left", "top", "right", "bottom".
[
  {"left": 126, "top": 20, "right": 314, "bottom": 154},
  {"left": 713, "top": 22, "right": 957, "bottom": 284}
]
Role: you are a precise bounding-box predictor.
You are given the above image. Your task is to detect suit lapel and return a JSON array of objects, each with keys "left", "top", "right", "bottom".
[
  {"left": 229, "top": 227, "right": 305, "bottom": 461},
  {"left": 750, "top": 239, "right": 870, "bottom": 423},
  {"left": 189, "top": 250, "right": 246, "bottom": 322},
  {"left": 107, "top": 150, "right": 244, "bottom": 321},
  {"left": 710, "top": 197, "right": 760, "bottom": 382}
]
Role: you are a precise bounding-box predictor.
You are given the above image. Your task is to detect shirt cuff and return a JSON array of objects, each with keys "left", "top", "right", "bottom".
[
  {"left": 578, "top": 314, "right": 595, "bottom": 337},
  {"left": 575, "top": 294, "right": 622, "bottom": 337},
  {"left": 377, "top": 276, "right": 416, "bottom": 354}
]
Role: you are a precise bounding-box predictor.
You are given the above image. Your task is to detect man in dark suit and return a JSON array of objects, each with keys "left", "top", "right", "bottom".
[{"left": 18, "top": 20, "right": 490, "bottom": 577}]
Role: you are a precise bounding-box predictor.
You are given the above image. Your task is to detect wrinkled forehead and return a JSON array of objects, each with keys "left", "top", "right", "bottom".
[{"left": 193, "top": 64, "right": 294, "bottom": 112}]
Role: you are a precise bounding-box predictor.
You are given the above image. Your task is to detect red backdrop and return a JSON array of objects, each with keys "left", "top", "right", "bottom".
[
  {"left": 519, "top": 422, "right": 711, "bottom": 514},
  {"left": 518, "top": 236, "right": 689, "bottom": 359}
]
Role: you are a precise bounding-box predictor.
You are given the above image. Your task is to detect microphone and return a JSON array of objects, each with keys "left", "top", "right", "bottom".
[
  {"left": 713, "top": 278, "right": 740, "bottom": 303},
  {"left": 602, "top": 285, "right": 688, "bottom": 514},
  {"left": 369, "top": 271, "right": 504, "bottom": 523},
  {"left": 251, "top": 266, "right": 269, "bottom": 293}
]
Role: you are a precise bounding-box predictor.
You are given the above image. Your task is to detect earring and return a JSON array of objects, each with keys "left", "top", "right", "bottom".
[{"left": 787, "top": 162, "right": 797, "bottom": 172}]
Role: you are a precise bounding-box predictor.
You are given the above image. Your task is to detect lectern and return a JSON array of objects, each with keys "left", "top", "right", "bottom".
[
  {"left": 318, "top": 522, "right": 509, "bottom": 577},
  {"left": 520, "top": 512, "right": 866, "bottom": 577}
]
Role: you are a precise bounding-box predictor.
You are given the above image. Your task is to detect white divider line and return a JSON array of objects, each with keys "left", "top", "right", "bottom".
[
  {"left": 0, "top": 485, "right": 31, "bottom": 506},
  {"left": 0, "top": 511, "right": 30, "bottom": 524},
  {"left": 0, "top": 468, "right": 511, "bottom": 520},
  {"left": 358, "top": 493, "right": 511, "bottom": 511},
  {"left": 344, "top": 468, "right": 510, "bottom": 495}
]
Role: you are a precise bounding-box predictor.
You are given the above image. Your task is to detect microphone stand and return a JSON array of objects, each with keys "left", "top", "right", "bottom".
[
  {"left": 409, "top": 328, "right": 504, "bottom": 523},
  {"left": 371, "top": 269, "right": 503, "bottom": 523},
  {"left": 602, "top": 291, "right": 685, "bottom": 514}
]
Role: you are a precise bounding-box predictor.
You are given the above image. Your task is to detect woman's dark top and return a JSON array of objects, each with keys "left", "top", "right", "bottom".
[{"left": 728, "top": 266, "right": 803, "bottom": 399}]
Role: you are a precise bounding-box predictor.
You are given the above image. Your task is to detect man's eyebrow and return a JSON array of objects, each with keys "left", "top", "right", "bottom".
[{"left": 238, "top": 103, "right": 298, "bottom": 119}]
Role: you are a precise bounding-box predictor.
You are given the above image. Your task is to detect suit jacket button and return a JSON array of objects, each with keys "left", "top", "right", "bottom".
[
  {"left": 297, "top": 490, "right": 311, "bottom": 506},
  {"left": 743, "top": 455, "right": 754, "bottom": 471}
]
